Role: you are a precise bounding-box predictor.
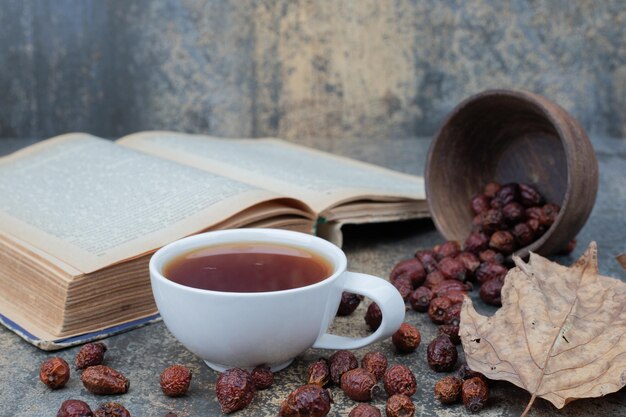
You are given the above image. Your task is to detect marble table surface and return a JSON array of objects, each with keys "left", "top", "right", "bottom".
[{"left": 0, "top": 135, "right": 624, "bottom": 417}]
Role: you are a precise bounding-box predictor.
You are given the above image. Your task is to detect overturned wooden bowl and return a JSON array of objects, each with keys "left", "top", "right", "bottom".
[{"left": 425, "top": 89, "right": 599, "bottom": 258}]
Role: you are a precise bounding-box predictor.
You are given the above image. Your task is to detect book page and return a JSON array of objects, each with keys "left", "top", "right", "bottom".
[
  {"left": 0, "top": 134, "right": 299, "bottom": 274},
  {"left": 118, "top": 132, "right": 425, "bottom": 214}
]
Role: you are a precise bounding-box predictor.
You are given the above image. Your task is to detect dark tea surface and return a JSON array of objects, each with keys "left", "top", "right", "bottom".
[{"left": 163, "top": 242, "right": 333, "bottom": 292}]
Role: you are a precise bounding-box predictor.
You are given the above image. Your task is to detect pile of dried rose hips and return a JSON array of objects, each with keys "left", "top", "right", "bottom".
[
  {"left": 434, "top": 366, "right": 490, "bottom": 413},
  {"left": 210, "top": 321, "right": 424, "bottom": 416},
  {"left": 467, "top": 181, "right": 575, "bottom": 262},
  {"left": 381, "top": 182, "right": 574, "bottom": 337},
  {"left": 41, "top": 342, "right": 189, "bottom": 417},
  {"left": 44, "top": 314, "right": 425, "bottom": 416},
  {"left": 352, "top": 181, "right": 577, "bottom": 414},
  {"left": 303, "top": 349, "right": 419, "bottom": 416}
]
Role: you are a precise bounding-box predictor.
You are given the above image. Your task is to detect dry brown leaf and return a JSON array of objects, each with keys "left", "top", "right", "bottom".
[{"left": 460, "top": 242, "right": 626, "bottom": 416}]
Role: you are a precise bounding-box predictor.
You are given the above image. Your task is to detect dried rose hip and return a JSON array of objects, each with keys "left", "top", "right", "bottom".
[
  {"left": 433, "top": 240, "right": 461, "bottom": 260},
  {"left": 414, "top": 250, "right": 438, "bottom": 273},
  {"left": 409, "top": 286, "right": 433, "bottom": 312},
  {"left": 489, "top": 230, "right": 516, "bottom": 254},
  {"left": 456, "top": 251, "right": 480, "bottom": 279},
  {"left": 438, "top": 324, "right": 461, "bottom": 345},
  {"left": 464, "top": 232, "right": 489, "bottom": 254},
  {"left": 75, "top": 342, "right": 107, "bottom": 370},
  {"left": 438, "top": 257, "right": 466, "bottom": 281},
  {"left": 57, "top": 400, "right": 93, "bottom": 417},
  {"left": 160, "top": 364, "right": 192, "bottom": 397},
  {"left": 279, "top": 384, "right": 332, "bottom": 417},
  {"left": 361, "top": 351, "right": 387, "bottom": 381},
  {"left": 329, "top": 350, "right": 358, "bottom": 385},
  {"left": 385, "top": 394, "right": 415, "bottom": 417},
  {"left": 480, "top": 209, "right": 504, "bottom": 235},
  {"left": 525, "top": 206, "right": 543, "bottom": 220},
  {"left": 428, "top": 296, "right": 452, "bottom": 324},
  {"left": 439, "top": 290, "right": 466, "bottom": 306},
  {"left": 364, "top": 302, "right": 382, "bottom": 331},
  {"left": 480, "top": 277, "right": 505, "bottom": 306},
  {"left": 307, "top": 358, "right": 330, "bottom": 387},
  {"left": 444, "top": 303, "right": 462, "bottom": 326},
  {"left": 470, "top": 195, "right": 491, "bottom": 215},
  {"left": 94, "top": 402, "right": 130, "bottom": 417},
  {"left": 512, "top": 222, "right": 534, "bottom": 247},
  {"left": 431, "top": 280, "right": 470, "bottom": 298},
  {"left": 492, "top": 183, "right": 519, "bottom": 207},
  {"left": 558, "top": 238, "right": 577, "bottom": 255},
  {"left": 457, "top": 364, "right": 487, "bottom": 382},
  {"left": 81, "top": 365, "right": 129, "bottom": 395},
  {"left": 427, "top": 335, "right": 458, "bottom": 372},
  {"left": 526, "top": 218, "right": 544, "bottom": 236},
  {"left": 502, "top": 202, "right": 525, "bottom": 225},
  {"left": 475, "top": 262, "right": 508, "bottom": 285},
  {"left": 40, "top": 357, "right": 70, "bottom": 389},
  {"left": 383, "top": 364, "right": 416, "bottom": 396},
  {"left": 478, "top": 249, "right": 504, "bottom": 265},
  {"left": 348, "top": 404, "right": 381, "bottom": 417},
  {"left": 341, "top": 368, "right": 378, "bottom": 401},
  {"left": 424, "top": 270, "right": 445, "bottom": 289},
  {"left": 336, "top": 292, "right": 363, "bottom": 316},
  {"left": 519, "top": 183, "right": 543, "bottom": 207},
  {"left": 216, "top": 368, "right": 255, "bottom": 414},
  {"left": 483, "top": 182, "right": 501, "bottom": 198},
  {"left": 541, "top": 203, "right": 560, "bottom": 226},
  {"left": 390, "top": 258, "right": 426, "bottom": 288},
  {"left": 434, "top": 375, "right": 463, "bottom": 404},
  {"left": 462, "top": 377, "right": 489, "bottom": 413},
  {"left": 392, "top": 323, "right": 421, "bottom": 353},
  {"left": 391, "top": 276, "right": 413, "bottom": 301},
  {"left": 251, "top": 365, "right": 273, "bottom": 390}
]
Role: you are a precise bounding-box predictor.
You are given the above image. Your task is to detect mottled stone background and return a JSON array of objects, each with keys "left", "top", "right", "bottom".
[{"left": 1, "top": 0, "right": 625, "bottom": 140}]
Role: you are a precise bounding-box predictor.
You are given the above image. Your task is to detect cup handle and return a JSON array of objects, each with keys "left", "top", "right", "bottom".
[{"left": 312, "top": 271, "right": 405, "bottom": 350}]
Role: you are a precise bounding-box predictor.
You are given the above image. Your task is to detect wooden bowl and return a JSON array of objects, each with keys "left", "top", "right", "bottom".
[{"left": 425, "top": 89, "right": 598, "bottom": 258}]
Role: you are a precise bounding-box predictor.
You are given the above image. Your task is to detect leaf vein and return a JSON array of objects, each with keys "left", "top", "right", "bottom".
[
  {"left": 531, "top": 255, "right": 589, "bottom": 396},
  {"left": 538, "top": 352, "right": 626, "bottom": 395},
  {"left": 468, "top": 307, "right": 532, "bottom": 389},
  {"left": 550, "top": 301, "right": 625, "bottom": 357},
  {"left": 544, "top": 333, "right": 626, "bottom": 377}
]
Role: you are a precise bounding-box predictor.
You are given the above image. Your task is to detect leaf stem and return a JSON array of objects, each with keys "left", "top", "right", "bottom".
[{"left": 520, "top": 394, "right": 536, "bottom": 417}]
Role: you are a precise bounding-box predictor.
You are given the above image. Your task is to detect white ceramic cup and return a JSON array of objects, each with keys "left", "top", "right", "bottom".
[{"left": 149, "top": 229, "right": 405, "bottom": 372}]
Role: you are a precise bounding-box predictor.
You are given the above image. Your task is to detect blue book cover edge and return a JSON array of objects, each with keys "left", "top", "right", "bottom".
[{"left": 0, "top": 313, "right": 161, "bottom": 350}]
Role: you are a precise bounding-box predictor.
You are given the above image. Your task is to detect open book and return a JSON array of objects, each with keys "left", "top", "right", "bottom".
[{"left": 0, "top": 131, "right": 427, "bottom": 349}]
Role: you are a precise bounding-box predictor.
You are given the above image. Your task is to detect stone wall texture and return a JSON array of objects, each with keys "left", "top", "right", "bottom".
[{"left": 1, "top": 0, "right": 625, "bottom": 139}]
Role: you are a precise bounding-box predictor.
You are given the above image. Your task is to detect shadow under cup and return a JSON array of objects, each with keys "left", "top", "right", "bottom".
[{"left": 149, "top": 229, "right": 348, "bottom": 372}]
